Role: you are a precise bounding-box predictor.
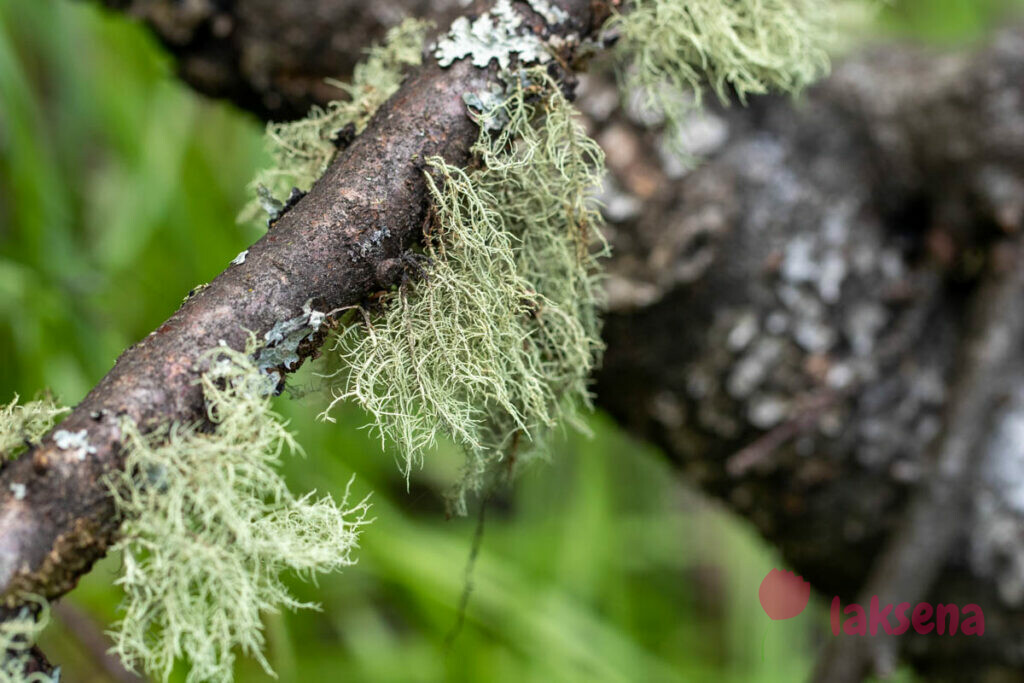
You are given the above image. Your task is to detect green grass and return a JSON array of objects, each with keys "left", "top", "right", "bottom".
[
  {"left": 878, "top": 0, "right": 1024, "bottom": 43},
  {"left": 1, "top": 0, "right": 1019, "bottom": 680}
]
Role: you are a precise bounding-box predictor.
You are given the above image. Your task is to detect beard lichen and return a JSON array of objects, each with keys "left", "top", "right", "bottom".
[
  {"left": 239, "top": 18, "right": 431, "bottom": 224},
  {"left": 609, "top": 0, "right": 849, "bottom": 147},
  {"left": 105, "top": 346, "right": 371, "bottom": 683},
  {"left": 0, "top": 595, "right": 57, "bottom": 683},
  {"left": 0, "top": 396, "right": 67, "bottom": 461},
  {"left": 324, "top": 69, "right": 607, "bottom": 512}
]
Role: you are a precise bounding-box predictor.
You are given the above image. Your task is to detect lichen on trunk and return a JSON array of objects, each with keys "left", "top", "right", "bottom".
[
  {"left": 0, "top": 397, "right": 68, "bottom": 462},
  {"left": 609, "top": 0, "right": 866, "bottom": 150},
  {"left": 324, "top": 69, "right": 607, "bottom": 512},
  {"left": 0, "top": 595, "right": 55, "bottom": 683},
  {"left": 105, "top": 347, "right": 371, "bottom": 683},
  {"left": 239, "top": 18, "right": 432, "bottom": 224}
]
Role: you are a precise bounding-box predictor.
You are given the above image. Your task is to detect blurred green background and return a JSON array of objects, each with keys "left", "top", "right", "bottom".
[{"left": 0, "top": 1, "right": 1020, "bottom": 681}]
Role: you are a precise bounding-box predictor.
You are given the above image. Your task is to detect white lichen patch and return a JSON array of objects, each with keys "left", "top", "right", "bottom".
[
  {"left": 526, "top": 0, "right": 569, "bottom": 26},
  {"left": 106, "top": 348, "right": 371, "bottom": 683},
  {"left": 0, "top": 395, "right": 67, "bottom": 460},
  {"left": 434, "top": 0, "right": 551, "bottom": 69},
  {"left": 8, "top": 482, "right": 26, "bottom": 501},
  {"left": 53, "top": 429, "right": 97, "bottom": 461},
  {"left": 0, "top": 594, "right": 58, "bottom": 683}
]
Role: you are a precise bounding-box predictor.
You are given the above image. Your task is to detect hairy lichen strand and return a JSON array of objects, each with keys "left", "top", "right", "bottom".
[
  {"left": 326, "top": 68, "right": 607, "bottom": 512},
  {"left": 0, "top": 595, "right": 58, "bottom": 683},
  {"left": 609, "top": 0, "right": 856, "bottom": 152},
  {"left": 106, "top": 347, "right": 370, "bottom": 683},
  {"left": 0, "top": 397, "right": 67, "bottom": 462}
]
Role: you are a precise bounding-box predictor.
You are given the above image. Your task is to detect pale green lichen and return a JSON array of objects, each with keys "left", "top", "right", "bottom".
[
  {"left": 325, "top": 69, "right": 606, "bottom": 512},
  {"left": 239, "top": 18, "right": 431, "bottom": 224},
  {"left": 106, "top": 347, "right": 371, "bottom": 683},
  {"left": 527, "top": 0, "right": 569, "bottom": 26},
  {"left": 0, "top": 595, "right": 59, "bottom": 683},
  {"left": 434, "top": 0, "right": 551, "bottom": 69},
  {"left": 610, "top": 0, "right": 850, "bottom": 145},
  {"left": 0, "top": 396, "right": 67, "bottom": 461},
  {"left": 432, "top": 0, "right": 574, "bottom": 70}
]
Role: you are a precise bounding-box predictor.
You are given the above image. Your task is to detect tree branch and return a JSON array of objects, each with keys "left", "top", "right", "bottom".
[{"left": 0, "top": 0, "right": 604, "bottom": 606}]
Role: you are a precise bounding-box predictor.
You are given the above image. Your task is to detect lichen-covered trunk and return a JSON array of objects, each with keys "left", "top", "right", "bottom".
[
  {"left": 0, "top": 0, "right": 602, "bottom": 612},
  {"left": 592, "top": 29, "right": 1024, "bottom": 679}
]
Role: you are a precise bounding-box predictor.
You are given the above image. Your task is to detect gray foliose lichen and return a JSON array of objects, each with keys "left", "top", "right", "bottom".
[
  {"left": 433, "top": 0, "right": 568, "bottom": 69},
  {"left": 254, "top": 300, "right": 327, "bottom": 381}
]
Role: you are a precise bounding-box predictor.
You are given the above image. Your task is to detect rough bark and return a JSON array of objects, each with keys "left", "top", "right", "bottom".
[
  {"left": 10, "top": 0, "right": 1024, "bottom": 679},
  {"left": 811, "top": 238, "right": 1024, "bottom": 680},
  {"left": 592, "top": 29, "right": 1024, "bottom": 680}
]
